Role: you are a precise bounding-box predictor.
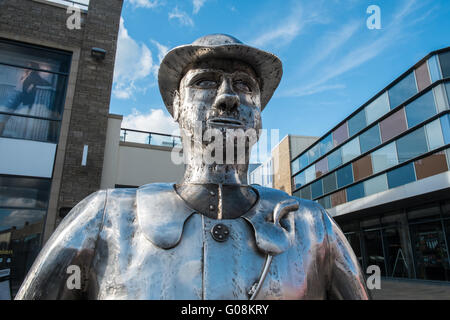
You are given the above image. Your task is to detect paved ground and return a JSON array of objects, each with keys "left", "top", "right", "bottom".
[{"left": 371, "top": 278, "right": 450, "bottom": 300}]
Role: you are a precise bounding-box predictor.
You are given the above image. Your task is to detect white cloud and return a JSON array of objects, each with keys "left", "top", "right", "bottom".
[
  {"left": 192, "top": 0, "right": 207, "bottom": 14},
  {"left": 113, "top": 18, "right": 155, "bottom": 99},
  {"left": 168, "top": 7, "right": 194, "bottom": 27},
  {"left": 122, "top": 108, "right": 180, "bottom": 142},
  {"left": 128, "top": 0, "right": 159, "bottom": 9},
  {"left": 282, "top": 84, "right": 346, "bottom": 97}
]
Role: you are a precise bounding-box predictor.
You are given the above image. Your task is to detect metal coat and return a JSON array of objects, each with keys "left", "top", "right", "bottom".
[{"left": 15, "top": 183, "right": 370, "bottom": 300}]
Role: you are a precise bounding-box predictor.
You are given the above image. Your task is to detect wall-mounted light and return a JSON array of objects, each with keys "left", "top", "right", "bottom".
[{"left": 91, "top": 47, "right": 107, "bottom": 60}]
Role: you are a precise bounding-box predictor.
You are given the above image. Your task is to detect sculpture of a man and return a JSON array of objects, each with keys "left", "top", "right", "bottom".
[{"left": 16, "top": 34, "right": 370, "bottom": 300}]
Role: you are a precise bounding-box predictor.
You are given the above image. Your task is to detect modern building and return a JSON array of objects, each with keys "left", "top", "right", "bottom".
[
  {"left": 249, "top": 135, "right": 318, "bottom": 194},
  {"left": 0, "top": 0, "right": 123, "bottom": 296},
  {"left": 291, "top": 47, "right": 450, "bottom": 284}
]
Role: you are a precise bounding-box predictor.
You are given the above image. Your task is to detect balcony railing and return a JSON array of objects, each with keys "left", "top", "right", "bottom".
[
  {"left": 120, "top": 128, "right": 182, "bottom": 148},
  {"left": 42, "top": 0, "right": 90, "bottom": 10}
]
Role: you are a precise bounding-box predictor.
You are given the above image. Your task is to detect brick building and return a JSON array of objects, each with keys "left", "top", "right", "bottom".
[{"left": 0, "top": 0, "right": 123, "bottom": 295}]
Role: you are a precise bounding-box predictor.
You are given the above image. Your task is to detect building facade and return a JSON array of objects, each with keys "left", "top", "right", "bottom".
[
  {"left": 0, "top": 0, "right": 123, "bottom": 296},
  {"left": 291, "top": 47, "right": 450, "bottom": 283}
]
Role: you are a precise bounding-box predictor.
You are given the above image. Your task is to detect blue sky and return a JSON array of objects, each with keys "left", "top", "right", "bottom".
[{"left": 110, "top": 0, "right": 450, "bottom": 160}]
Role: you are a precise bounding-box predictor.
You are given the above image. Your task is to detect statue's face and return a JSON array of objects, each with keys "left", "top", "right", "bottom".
[{"left": 175, "top": 58, "right": 262, "bottom": 145}]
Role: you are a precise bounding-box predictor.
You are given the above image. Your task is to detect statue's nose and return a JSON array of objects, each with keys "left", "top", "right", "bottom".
[{"left": 212, "top": 78, "right": 240, "bottom": 111}]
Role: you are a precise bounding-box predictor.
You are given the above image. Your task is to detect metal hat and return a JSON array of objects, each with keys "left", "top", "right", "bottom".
[{"left": 158, "top": 34, "right": 283, "bottom": 116}]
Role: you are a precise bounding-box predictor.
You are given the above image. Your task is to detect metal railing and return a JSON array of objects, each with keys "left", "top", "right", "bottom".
[
  {"left": 42, "top": 0, "right": 90, "bottom": 10},
  {"left": 120, "top": 128, "right": 182, "bottom": 148}
]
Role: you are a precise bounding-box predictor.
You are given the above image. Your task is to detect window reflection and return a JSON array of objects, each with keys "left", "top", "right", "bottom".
[{"left": 388, "top": 72, "right": 418, "bottom": 110}]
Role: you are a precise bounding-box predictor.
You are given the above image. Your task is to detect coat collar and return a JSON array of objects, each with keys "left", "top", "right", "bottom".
[{"left": 136, "top": 183, "right": 296, "bottom": 255}]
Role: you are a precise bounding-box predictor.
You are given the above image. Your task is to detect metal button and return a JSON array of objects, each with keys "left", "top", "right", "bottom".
[
  {"left": 211, "top": 223, "right": 229, "bottom": 242},
  {"left": 210, "top": 191, "right": 215, "bottom": 196}
]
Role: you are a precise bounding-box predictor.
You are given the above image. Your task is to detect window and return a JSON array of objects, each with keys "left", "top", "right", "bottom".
[
  {"left": 299, "top": 153, "right": 309, "bottom": 172},
  {"left": 396, "top": 127, "right": 428, "bottom": 163},
  {"left": 366, "top": 92, "right": 390, "bottom": 125},
  {"left": 425, "top": 118, "right": 445, "bottom": 151},
  {"left": 311, "top": 180, "right": 323, "bottom": 199},
  {"left": 387, "top": 162, "right": 416, "bottom": 189},
  {"left": 415, "top": 61, "right": 431, "bottom": 91},
  {"left": 318, "top": 196, "right": 331, "bottom": 209},
  {"left": 305, "top": 165, "right": 316, "bottom": 184},
  {"left": 331, "top": 189, "right": 346, "bottom": 207},
  {"left": 359, "top": 124, "right": 381, "bottom": 154},
  {"left": 428, "top": 55, "right": 442, "bottom": 83},
  {"left": 379, "top": 108, "right": 407, "bottom": 143},
  {"left": 405, "top": 90, "right": 436, "bottom": 128},
  {"left": 293, "top": 171, "right": 306, "bottom": 189},
  {"left": 439, "top": 51, "right": 450, "bottom": 78},
  {"left": 414, "top": 152, "right": 448, "bottom": 180},
  {"left": 353, "top": 155, "right": 373, "bottom": 181},
  {"left": 446, "top": 83, "right": 450, "bottom": 106},
  {"left": 328, "top": 148, "right": 342, "bottom": 171},
  {"left": 300, "top": 185, "right": 312, "bottom": 200},
  {"left": 323, "top": 172, "right": 337, "bottom": 194},
  {"left": 291, "top": 158, "right": 299, "bottom": 175},
  {"left": 0, "top": 40, "right": 71, "bottom": 143},
  {"left": 315, "top": 157, "right": 328, "bottom": 178},
  {"left": 364, "top": 173, "right": 388, "bottom": 196},
  {"left": 307, "top": 144, "right": 320, "bottom": 164},
  {"left": 348, "top": 109, "right": 367, "bottom": 137},
  {"left": 341, "top": 137, "right": 361, "bottom": 164},
  {"left": 337, "top": 164, "right": 354, "bottom": 188},
  {"left": 319, "top": 134, "right": 333, "bottom": 157},
  {"left": 433, "top": 84, "right": 449, "bottom": 113},
  {"left": 347, "top": 182, "right": 364, "bottom": 202},
  {"left": 388, "top": 72, "right": 418, "bottom": 110},
  {"left": 372, "top": 142, "right": 398, "bottom": 173},
  {"left": 441, "top": 114, "right": 450, "bottom": 145},
  {"left": 332, "top": 122, "right": 349, "bottom": 147}
]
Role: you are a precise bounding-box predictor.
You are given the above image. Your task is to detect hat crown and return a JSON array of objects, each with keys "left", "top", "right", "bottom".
[{"left": 192, "top": 34, "right": 243, "bottom": 47}]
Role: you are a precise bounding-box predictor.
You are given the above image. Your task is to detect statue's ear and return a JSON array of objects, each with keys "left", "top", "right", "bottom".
[{"left": 173, "top": 90, "right": 180, "bottom": 122}]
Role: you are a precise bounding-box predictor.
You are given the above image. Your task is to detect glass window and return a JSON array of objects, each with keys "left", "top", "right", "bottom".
[
  {"left": 364, "top": 173, "right": 388, "bottom": 196},
  {"left": 305, "top": 165, "right": 316, "bottom": 184},
  {"left": 332, "top": 122, "right": 349, "bottom": 147},
  {"left": 383, "top": 226, "right": 411, "bottom": 278},
  {"left": 328, "top": 148, "right": 342, "bottom": 171},
  {"left": 348, "top": 109, "right": 367, "bottom": 137},
  {"left": 300, "top": 185, "right": 312, "bottom": 200},
  {"left": 414, "top": 152, "right": 448, "bottom": 180},
  {"left": 315, "top": 157, "right": 328, "bottom": 178},
  {"left": 415, "top": 61, "right": 431, "bottom": 91},
  {"left": 323, "top": 172, "right": 337, "bottom": 194},
  {"left": 359, "top": 124, "right": 381, "bottom": 154},
  {"left": 441, "top": 114, "right": 450, "bottom": 145},
  {"left": 428, "top": 55, "right": 442, "bottom": 83},
  {"left": 345, "top": 232, "right": 363, "bottom": 267},
  {"left": 447, "top": 148, "right": 450, "bottom": 170},
  {"left": 291, "top": 158, "right": 299, "bottom": 175},
  {"left": 446, "top": 83, "right": 450, "bottom": 106},
  {"left": 331, "top": 189, "right": 346, "bottom": 207},
  {"left": 372, "top": 142, "right": 399, "bottom": 173},
  {"left": 425, "top": 118, "right": 445, "bottom": 151},
  {"left": 379, "top": 108, "right": 407, "bottom": 143},
  {"left": 346, "top": 182, "right": 364, "bottom": 202},
  {"left": 299, "top": 153, "right": 309, "bottom": 171},
  {"left": 387, "top": 162, "right": 416, "bottom": 189},
  {"left": 439, "top": 51, "right": 450, "bottom": 78},
  {"left": 318, "top": 196, "right": 331, "bottom": 209},
  {"left": 405, "top": 90, "right": 436, "bottom": 128},
  {"left": 293, "top": 171, "right": 306, "bottom": 190},
  {"left": 363, "top": 229, "right": 386, "bottom": 276},
  {"left": 307, "top": 144, "right": 320, "bottom": 164},
  {"left": 353, "top": 155, "right": 373, "bottom": 182},
  {"left": 433, "top": 84, "right": 449, "bottom": 113},
  {"left": 341, "top": 137, "right": 361, "bottom": 164},
  {"left": 337, "top": 164, "right": 354, "bottom": 188},
  {"left": 396, "top": 127, "right": 428, "bottom": 163},
  {"left": 366, "top": 91, "right": 390, "bottom": 125},
  {"left": 311, "top": 179, "right": 323, "bottom": 199},
  {"left": 319, "top": 134, "right": 333, "bottom": 157},
  {"left": 388, "top": 72, "right": 418, "bottom": 110}
]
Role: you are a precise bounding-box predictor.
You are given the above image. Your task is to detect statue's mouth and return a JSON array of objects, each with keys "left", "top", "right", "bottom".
[{"left": 207, "top": 117, "right": 244, "bottom": 128}]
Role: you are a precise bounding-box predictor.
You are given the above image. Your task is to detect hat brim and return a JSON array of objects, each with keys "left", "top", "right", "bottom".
[{"left": 158, "top": 43, "right": 283, "bottom": 116}]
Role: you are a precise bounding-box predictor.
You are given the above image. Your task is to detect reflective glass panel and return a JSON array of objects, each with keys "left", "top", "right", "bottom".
[
  {"left": 346, "top": 182, "right": 364, "bottom": 202},
  {"left": 305, "top": 165, "right": 316, "bottom": 184},
  {"left": 299, "top": 153, "right": 309, "bottom": 171},
  {"left": 387, "top": 162, "right": 416, "bottom": 189},
  {"left": 323, "top": 172, "right": 337, "bottom": 194},
  {"left": 363, "top": 229, "right": 386, "bottom": 276},
  {"left": 331, "top": 189, "right": 346, "bottom": 207},
  {"left": 405, "top": 90, "right": 436, "bottom": 128},
  {"left": 311, "top": 179, "right": 323, "bottom": 199},
  {"left": 341, "top": 137, "right": 361, "bottom": 164},
  {"left": 415, "top": 61, "right": 431, "bottom": 92},
  {"left": 439, "top": 51, "right": 450, "bottom": 78},
  {"left": 291, "top": 158, "right": 299, "bottom": 175},
  {"left": 315, "top": 157, "right": 328, "bottom": 178},
  {"left": 319, "top": 134, "right": 333, "bottom": 157},
  {"left": 379, "top": 108, "right": 407, "bottom": 143},
  {"left": 336, "top": 164, "right": 354, "bottom": 188},
  {"left": 425, "top": 118, "right": 445, "bottom": 151},
  {"left": 364, "top": 173, "right": 388, "bottom": 196},
  {"left": 328, "top": 148, "right": 342, "bottom": 171},
  {"left": 414, "top": 152, "right": 448, "bottom": 180},
  {"left": 433, "top": 84, "right": 449, "bottom": 113},
  {"left": 428, "top": 55, "right": 442, "bottom": 83},
  {"left": 348, "top": 109, "right": 367, "bottom": 137},
  {"left": 318, "top": 196, "right": 331, "bottom": 209},
  {"left": 359, "top": 124, "right": 381, "bottom": 154},
  {"left": 441, "top": 114, "right": 450, "bottom": 145},
  {"left": 353, "top": 155, "right": 373, "bottom": 181},
  {"left": 396, "top": 127, "right": 428, "bottom": 163},
  {"left": 388, "top": 72, "right": 418, "bottom": 110},
  {"left": 332, "top": 122, "right": 349, "bottom": 147},
  {"left": 0, "top": 113, "right": 60, "bottom": 143},
  {"left": 307, "top": 144, "right": 320, "bottom": 164},
  {"left": 366, "top": 91, "right": 390, "bottom": 125},
  {"left": 293, "top": 171, "right": 305, "bottom": 190},
  {"left": 383, "top": 226, "right": 411, "bottom": 278},
  {"left": 300, "top": 185, "right": 312, "bottom": 200},
  {"left": 372, "top": 142, "right": 398, "bottom": 173}
]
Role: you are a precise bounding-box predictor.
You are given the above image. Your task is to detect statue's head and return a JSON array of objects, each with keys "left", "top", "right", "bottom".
[{"left": 158, "top": 34, "right": 282, "bottom": 163}]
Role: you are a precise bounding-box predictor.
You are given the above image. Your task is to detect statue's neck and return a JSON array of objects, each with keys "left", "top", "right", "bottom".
[{"left": 181, "top": 163, "right": 249, "bottom": 185}]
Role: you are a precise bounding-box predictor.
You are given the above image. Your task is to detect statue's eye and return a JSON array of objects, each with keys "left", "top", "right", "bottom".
[
  {"left": 234, "top": 80, "right": 251, "bottom": 93},
  {"left": 194, "top": 79, "right": 217, "bottom": 88}
]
